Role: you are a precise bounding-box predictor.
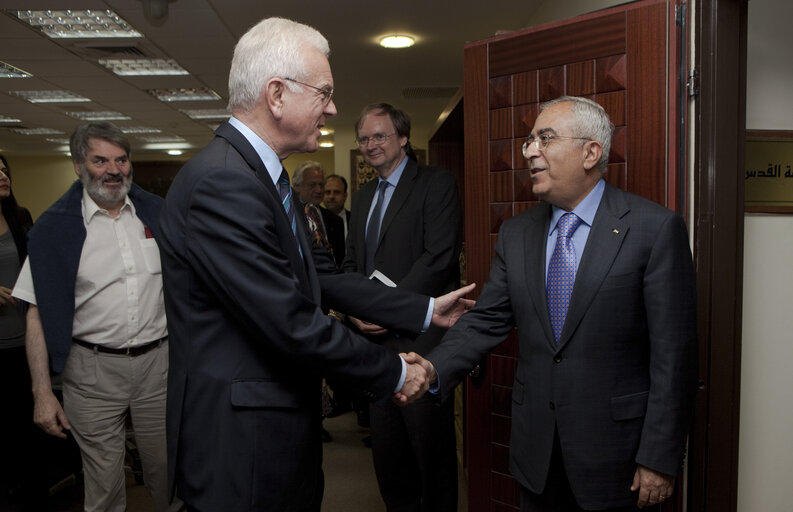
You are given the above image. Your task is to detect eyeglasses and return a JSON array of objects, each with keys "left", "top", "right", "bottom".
[
  {"left": 355, "top": 133, "right": 395, "bottom": 148},
  {"left": 522, "top": 133, "right": 591, "bottom": 155},
  {"left": 283, "top": 77, "right": 334, "bottom": 106}
]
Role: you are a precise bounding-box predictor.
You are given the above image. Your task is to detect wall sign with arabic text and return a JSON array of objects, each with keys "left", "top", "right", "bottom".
[{"left": 745, "top": 130, "right": 793, "bottom": 213}]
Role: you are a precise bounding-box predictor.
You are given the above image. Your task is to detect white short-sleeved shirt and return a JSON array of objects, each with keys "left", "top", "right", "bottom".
[{"left": 13, "top": 189, "right": 167, "bottom": 348}]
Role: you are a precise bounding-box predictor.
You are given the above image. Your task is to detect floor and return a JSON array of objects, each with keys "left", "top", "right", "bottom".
[{"left": 2, "top": 411, "right": 467, "bottom": 511}]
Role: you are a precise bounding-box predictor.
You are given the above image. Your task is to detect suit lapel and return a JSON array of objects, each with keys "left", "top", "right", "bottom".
[
  {"left": 556, "top": 183, "right": 630, "bottom": 349},
  {"left": 522, "top": 203, "right": 557, "bottom": 345},
  {"left": 378, "top": 159, "right": 418, "bottom": 247},
  {"left": 214, "top": 122, "right": 313, "bottom": 293}
]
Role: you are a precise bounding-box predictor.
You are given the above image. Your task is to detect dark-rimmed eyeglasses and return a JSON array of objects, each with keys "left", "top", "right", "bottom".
[
  {"left": 283, "top": 77, "right": 334, "bottom": 106},
  {"left": 522, "top": 133, "right": 591, "bottom": 156},
  {"left": 355, "top": 133, "right": 395, "bottom": 148}
]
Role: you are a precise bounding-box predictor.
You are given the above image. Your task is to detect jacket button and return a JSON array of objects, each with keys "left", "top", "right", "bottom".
[
  {"left": 549, "top": 401, "right": 555, "bottom": 410},
  {"left": 554, "top": 355, "right": 562, "bottom": 363}
]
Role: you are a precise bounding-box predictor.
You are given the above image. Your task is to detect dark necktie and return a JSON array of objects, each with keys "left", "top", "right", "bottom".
[
  {"left": 365, "top": 180, "right": 388, "bottom": 276},
  {"left": 547, "top": 212, "right": 582, "bottom": 342},
  {"left": 277, "top": 169, "right": 301, "bottom": 255},
  {"left": 305, "top": 203, "right": 334, "bottom": 262}
]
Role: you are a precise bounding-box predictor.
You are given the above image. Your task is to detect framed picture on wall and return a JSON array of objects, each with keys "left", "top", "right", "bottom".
[{"left": 349, "top": 149, "right": 426, "bottom": 194}]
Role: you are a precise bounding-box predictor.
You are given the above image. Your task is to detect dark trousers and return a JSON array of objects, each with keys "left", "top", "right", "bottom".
[
  {"left": 370, "top": 393, "right": 457, "bottom": 512},
  {"left": 520, "top": 431, "right": 662, "bottom": 512}
]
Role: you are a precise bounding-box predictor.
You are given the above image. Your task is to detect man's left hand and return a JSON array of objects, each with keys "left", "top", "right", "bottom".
[
  {"left": 631, "top": 465, "right": 674, "bottom": 508},
  {"left": 431, "top": 283, "right": 475, "bottom": 329}
]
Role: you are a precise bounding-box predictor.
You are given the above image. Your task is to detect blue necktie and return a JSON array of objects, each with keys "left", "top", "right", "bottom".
[
  {"left": 278, "top": 169, "right": 301, "bottom": 255},
  {"left": 365, "top": 180, "right": 388, "bottom": 276},
  {"left": 547, "top": 212, "right": 582, "bottom": 342}
]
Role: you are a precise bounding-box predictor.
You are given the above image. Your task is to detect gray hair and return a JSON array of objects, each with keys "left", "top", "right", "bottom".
[
  {"left": 540, "top": 96, "right": 614, "bottom": 172},
  {"left": 228, "top": 17, "right": 330, "bottom": 112},
  {"left": 292, "top": 160, "right": 323, "bottom": 186},
  {"left": 69, "top": 122, "right": 130, "bottom": 163}
]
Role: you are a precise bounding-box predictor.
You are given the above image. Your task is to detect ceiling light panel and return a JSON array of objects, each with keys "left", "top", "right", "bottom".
[
  {"left": 10, "top": 90, "right": 90, "bottom": 103},
  {"left": 120, "top": 126, "right": 162, "bottom": 134},
  {"left": 46, "top": 137, "right": 70, "bottom": 144},
  {"left": 99, "top": 58, "right": 188, "bottom": 76},
  {"left": 0, "top": 61, "right": 33, "bottom": 79},
  {"left": 137, "top": 135, "right": 185, "bottom": 143},
  {"left": 11, "top": 10, "right": 141, "bottom": 39},
  {"left": 148, "top": 88, "right": 220, "bottom": 102},
  {"left": 0, "top": 115, "right": 22, "bottom": 123},
  {"left": 11, "top": 127, "right": 64, "bottom": 135},
  {"left": 66, "top": 111, "right": 131, "bottom": 121},
  {"left": 181, "top": 108, "right": 229, "bottom": 120}
]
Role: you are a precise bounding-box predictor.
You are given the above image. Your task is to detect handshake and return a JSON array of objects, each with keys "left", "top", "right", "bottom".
[
  {"left": 394, "top": 352, "right": 436, "bottom": 405},
  {"left": 390, "top": 282, "right": 475, "bottom": 405}
]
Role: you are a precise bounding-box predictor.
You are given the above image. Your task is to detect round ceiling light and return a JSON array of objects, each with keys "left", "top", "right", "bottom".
[{"left": 379, "top": 35, "right": 415, "bottom": 49}]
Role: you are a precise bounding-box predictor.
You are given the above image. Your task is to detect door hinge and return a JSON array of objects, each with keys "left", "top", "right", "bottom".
[{"left": 687, "top": 68, "right": 699, "bottom": 98}]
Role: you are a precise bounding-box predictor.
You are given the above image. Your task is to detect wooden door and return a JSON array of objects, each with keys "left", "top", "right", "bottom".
[{"left": 461, "top": 1, "right": 685, "bottom": 509}]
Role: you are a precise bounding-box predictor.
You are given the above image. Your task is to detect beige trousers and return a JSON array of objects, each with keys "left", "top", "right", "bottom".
[{"left": 62, "top": 340, "right": 183, "bottom": 512}]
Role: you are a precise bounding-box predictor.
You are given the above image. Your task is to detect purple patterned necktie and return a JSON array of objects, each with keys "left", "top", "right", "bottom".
[{"left": 547, "top": 212, "right": 582, "bottom": 342}]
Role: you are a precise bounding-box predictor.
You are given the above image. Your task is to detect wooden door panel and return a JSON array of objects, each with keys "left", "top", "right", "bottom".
[{"left": 463, "top": 1, "right": 679, "bottom": 509}]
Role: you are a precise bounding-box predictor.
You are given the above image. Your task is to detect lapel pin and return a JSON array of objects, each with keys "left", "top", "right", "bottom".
[{"left": 612, "top": 228, "right": 620, "bottom": 234}]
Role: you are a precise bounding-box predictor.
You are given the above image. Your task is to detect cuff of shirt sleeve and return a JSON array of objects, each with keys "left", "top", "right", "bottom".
[
  {"left": 394, "top": 356, "right": 407, "bottom": 393},
  {"left": 422, "top": 297, "right": 434, "bottom": 332}
]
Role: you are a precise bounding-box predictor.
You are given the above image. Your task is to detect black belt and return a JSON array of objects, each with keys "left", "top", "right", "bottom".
[{"left": 72, "top": 336, "right": 166, "bottom": 356}]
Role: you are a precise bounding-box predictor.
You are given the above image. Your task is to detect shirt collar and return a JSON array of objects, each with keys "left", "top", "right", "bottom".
[
  {"left": 380, "top": 155, "right": 409, "bottom": 188},
  {"left": 549, "top": 178, "right": 605, "bottom": 235},
  {"left": 81, "top": 186, "right": 133, "bottom": 225},
  {"left": 228, "top": 116, "right": 282, "bottom": 186}
]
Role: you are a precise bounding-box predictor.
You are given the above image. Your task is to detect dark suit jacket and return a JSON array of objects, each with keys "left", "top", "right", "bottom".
[
  {"left": 427, "top": 182, "right": 698, "bottom": 510},
  {"left": 318, "top": 205, "right": 345, "bottom": 267},
  {"left": 158, "top": 122, "right": 429, "bottom": 511},
  {"left": 343, "top": 158, "right": 461, "bottom": 355}
]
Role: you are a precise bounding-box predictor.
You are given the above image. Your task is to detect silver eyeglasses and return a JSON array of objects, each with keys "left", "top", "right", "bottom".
[
  {"left": 522, "top": 133, "right": 591, "bottom": 156},
  {"left": 283, "top": 77, "right": 334, "bottom": 106},
  {"left": 355, "top": 132, "right": 396, "bottom": 148}
]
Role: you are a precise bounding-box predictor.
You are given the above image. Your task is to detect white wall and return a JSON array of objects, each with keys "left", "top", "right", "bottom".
[{"left": 738, "top": 1, "right": 793, "bottom": 511}]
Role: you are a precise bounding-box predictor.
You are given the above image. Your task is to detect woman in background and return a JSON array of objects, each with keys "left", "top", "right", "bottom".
[{"left": 0, "top": 155, "right": 39, "bottom": 510}]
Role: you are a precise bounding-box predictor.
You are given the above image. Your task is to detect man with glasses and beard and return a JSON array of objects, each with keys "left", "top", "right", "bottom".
[{"left": 12, "top": 122, "right": 182, "bottom": 512}]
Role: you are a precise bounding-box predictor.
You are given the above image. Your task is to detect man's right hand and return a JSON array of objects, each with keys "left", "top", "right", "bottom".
[
  {"left": 393, "top": 353, "right": 430, "bottom": 405},
  {"left": 348, "top": 315, "right": 388, "bottom": 336},
  {"left": 33, "top": 390, "right": 71, "bottom": 439}
]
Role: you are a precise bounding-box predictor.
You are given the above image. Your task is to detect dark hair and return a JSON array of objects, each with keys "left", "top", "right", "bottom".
[
  {"left": 69, "top": 122, "right": 130, "bottom": 163},
  {"left": 0, "top": 155, "right": 33, "bottom": 263},
  {"left": 325, "top": 174, "right": 347, "bottom": 193},
  {"left": 355, "top": 103, "right": 417, "bottom": 161}
]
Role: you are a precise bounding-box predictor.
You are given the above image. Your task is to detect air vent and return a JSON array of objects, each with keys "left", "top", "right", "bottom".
[
  {"left": 73, "top": 42, "right": 151, "bottom": 59},
  {"left": 83, "top": 45, "right": 147, "bottom": 57},
  {"left": 401, "top": 87, "right": 458, "bottom": 100}
]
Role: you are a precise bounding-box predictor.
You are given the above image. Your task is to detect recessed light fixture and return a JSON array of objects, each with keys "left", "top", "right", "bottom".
[
  {"left": 10, "top": 89, "right": 90, "bottom": 103},
  {"left": 137, "top": 135, "right": 185, "bottom": 143},
  {"left": 148, "top": 88, "right": 221, "bottom": 102},
  {"left": 319, "top": 142, "right": 335, "bottom": 148},
  {"left": 120, "top": 126, "right": 162, "bottom": 134},
  {"left": 0, "top": 61, "right": 32, "bottom": 79},
  {"left": 167, "top": 149, "right": 184, "bottom": 156},
  {"left": 66, "top": 111, "right": 131, "bottom": 121},
  {"left": 46, "top": 137, "right": 70, "bottom": 144},
  {"left": 99, "top": 58, "right": 188, "bottom": 76},
  {"left": 320, "top": 128, "right": 334, "bottom": 136},
  {"left": 0, "top": 115, "right": 22, "bottom": 123},
  {"left": 181, "top": 108, "right": 230, "bottom": 120},
  {"left": 11, "top": 127, "right": 65, "bottom": 135},
  {"left": 379, "top": 35, "right": 415, "bottom": 49},
  {"left": 143, "top": 142, "right": 190, "bottom": 150},
  {"left": 11, "top": 9, "right": 141, "bottom": 39}
]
